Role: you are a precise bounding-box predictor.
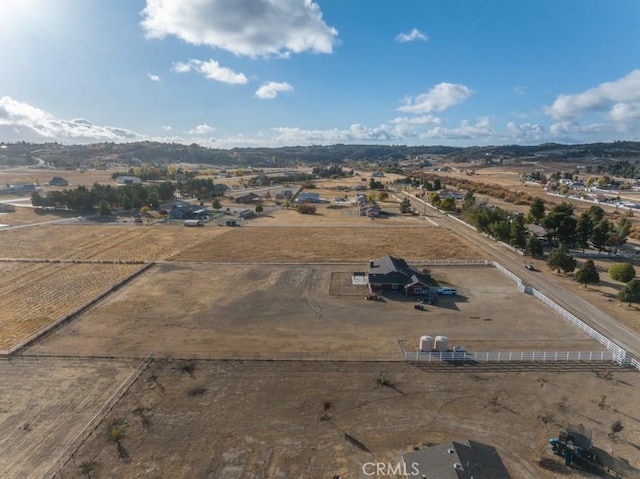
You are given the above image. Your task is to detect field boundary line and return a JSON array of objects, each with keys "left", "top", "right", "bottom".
[
  {"left": 44, "top": 354, "right": 153, "bottom": 479},
  {"left": 2, "top": 263, "right": 154, "bottom": 359}
]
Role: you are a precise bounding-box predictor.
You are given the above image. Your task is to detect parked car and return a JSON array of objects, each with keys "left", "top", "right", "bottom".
[
  {"left": 525, "top": 264, "right": 536, "bottom": 271},
  {"left": 436, "top": 287, "right": 457, "bottom": 295}
]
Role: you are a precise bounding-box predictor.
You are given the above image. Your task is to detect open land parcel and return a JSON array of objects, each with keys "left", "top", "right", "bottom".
[{"left": 0, "top": 176, "right": 639, "bottom": 478}]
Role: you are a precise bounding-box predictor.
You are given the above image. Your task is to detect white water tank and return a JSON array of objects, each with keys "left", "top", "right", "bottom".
[
  {"left": 434, "top": 335, "right": 448, "bottom": 352},
  {"left": 419, "top": 335, "right": 433, "bottom": 352}
]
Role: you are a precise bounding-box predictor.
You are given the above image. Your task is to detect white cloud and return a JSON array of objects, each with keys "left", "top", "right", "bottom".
[
  {"left": 545, "top": 69, "right": 640, "bottom": 120},
  {"left": 172, "top": 59, "right": 248, "bottom": 84},
  {"left": 398, "top": 82, "right": 474, "bottom": 114},
  {"left": 507, "top": 122, "right": 544, "bottom": 140},
  {"left": 255, "top": 81, "right": 293, "bottom": 99},
  {"left": 418, "top": 117, "right": 494, "bottom": 141},
  {"left": 141, "top": 0, "right": 338, "bottom": 58},
  {"left": 188, "top": 123, "right": 215, "bottom": 135},
  {"left": 147, "top": 73, "right": 161, "bottom": 82},
  {"left": 395, "top": 28, "right": 428, "bottom": 43},
  {"left": 609, "top": 102, "right": 640, "bottom": 123},
  {"left": 0, "top": 96, "right": 144, "bottom": 143},
  {"left": 161, "top": 125, "right": 172, "bottom": 131}
]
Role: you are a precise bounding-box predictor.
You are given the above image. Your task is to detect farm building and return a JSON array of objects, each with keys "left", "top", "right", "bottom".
[
  {"left": 229, "top": 192, "right": 261, "bottom": 204},
  {"left": 403, "top": 440, "right": 510, "bottom": 479},
  {"left": 367, "top": 255, "right": 431, "bottom": 296},
  {"left": 115, "top": 176, "right": 142, "bottom": 185},
  {"left": 238, "top": 209, "right": 256, "bottom": 219}
]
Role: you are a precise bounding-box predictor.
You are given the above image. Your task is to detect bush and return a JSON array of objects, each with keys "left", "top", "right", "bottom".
[
  {"left": 609, "top": 262, "right": 636, "bottom": 282},
  {"left": 297, "top": 204, "right": 316, "bottom": 215}
]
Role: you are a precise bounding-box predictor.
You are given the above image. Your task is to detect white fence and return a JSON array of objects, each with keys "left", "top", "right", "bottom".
[{"left": 406, "top": 350, "right": 615, "bottom": 362}]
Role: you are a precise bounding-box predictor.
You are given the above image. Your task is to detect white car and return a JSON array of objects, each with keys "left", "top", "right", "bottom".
[{"left": 436, "top": 287, "right": 457, "bottom": 295}]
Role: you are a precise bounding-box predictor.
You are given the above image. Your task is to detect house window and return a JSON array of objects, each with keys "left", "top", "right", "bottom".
[
  {"left": 392, "top": 284, "right": 399, "bottom": 290},
  {"left": 414, "top": 288, "right": 423, "bottom": 294}
]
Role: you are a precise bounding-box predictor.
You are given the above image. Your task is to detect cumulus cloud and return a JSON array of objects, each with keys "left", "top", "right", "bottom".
[
  {"left": 147, "top": 73, "right": 161, "bottom": 82},
  {"left": 395, "top": 28, "right": 428, "bottom": 43},
  {"left": 418, "top": 117, "right": 494, "bottom": 140},
  {"left": 0, "top": 96, "right": 144, "bottom": 143},
  {"left": 545, "top": 69, "right": 640, "bottom": 121},
  {"left": 255, "top": 81, "right": 293, "bottom": 99},
  {"left": 507, "top": 122, "right": 544, "bottom": 140},
  {"left": 398, "top": 82, "right": 474, "bottom": 114},
  {"left": 188, "top": 123, "right": 215, "bottom": 135},
  {"left": 172, "top": 59, "right": 248, "bottom": 84},
  {"left": 609, "top": 102, "right": 640, "bottom": 123},
  {"left": 140, "top": 0, "right": 338, "bottom": 58}
]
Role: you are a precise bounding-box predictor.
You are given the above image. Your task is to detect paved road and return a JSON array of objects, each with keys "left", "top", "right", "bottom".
[{"left": 402, "top": 191, "right": 640, "bottom": 362}]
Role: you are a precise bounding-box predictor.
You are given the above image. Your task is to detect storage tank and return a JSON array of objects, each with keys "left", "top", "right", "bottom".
[
  {"left": 434, "top": 335, "right": 448, "bottom": 352},
  {"left": 419, "top": 335, "right": 433, "bottom": 352}
]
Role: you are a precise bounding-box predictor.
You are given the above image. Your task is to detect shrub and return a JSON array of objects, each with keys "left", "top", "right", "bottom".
[
  {"left": 609, "top": 262, "right": 636, "bottom": 282},
  {"left": 297, "top": 204, "right": 316, "bottom": 215}
]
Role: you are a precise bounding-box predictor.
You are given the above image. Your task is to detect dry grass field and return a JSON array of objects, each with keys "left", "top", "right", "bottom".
[
  {"left": 171, "top": 226, "right": 483, "bottom": 262},
  {"left": 0, "top": 262, "right": 144, "bottom": 350},
  {"left": 0, "top": 167, "right": 115, "bottom": 189},
  {"left": 29, "top": 264, "right": 602, "bottom": 360},
  {"left": 0, "top": 224, "right": 227, "bottom": 261},
  {"left": 0, "top": 357, "right": 137, "bottom": 479},
  {"left": 53, "top": 359, "right": 640, "bottom": 479}
]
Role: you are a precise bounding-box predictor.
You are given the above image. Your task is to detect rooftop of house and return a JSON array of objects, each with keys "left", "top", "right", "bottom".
[
  {"left": 403, "top": 440, "right": 511, "bottom": 479},
  {"left": 368, "top": 255, "right": 430, "bottom": 285}
]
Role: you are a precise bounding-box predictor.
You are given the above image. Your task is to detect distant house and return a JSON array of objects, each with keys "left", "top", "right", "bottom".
[
  {"left": 403, "top": 440, "right": 511, "bottom": 479},
  {"left": 229, "top": 192, "right": 261, "bottom": 204},
  {"left": 297, "top": 192, "right": 321, "bottom": 203},
  {"left": 371, "top": 171, "right": 385, "bottom": 177},
  {"left": 2, "top": 182, "right": 37, "bottom": 195},
  {"left": 163, "top": 201, "right": 207, "bottom": 220},
  {"left": 48, "top": 176, "right": 69, "bottom": 186},
  {"left": 275, "top": 189, "right": 293, "bottom": 200},
  {"left": 238, "top": 209, "right": 256, "bottom": 219},
  {"left": 368, "top": 255, "right": 431, "bottom": 296},
  {"left": 115, "top": 176, "right": 142, "bottom": 185}
]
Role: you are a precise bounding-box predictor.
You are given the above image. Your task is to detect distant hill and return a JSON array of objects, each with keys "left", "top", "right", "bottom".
[{"left": 1, "top": 140, "right": 639, "bottom": 169}]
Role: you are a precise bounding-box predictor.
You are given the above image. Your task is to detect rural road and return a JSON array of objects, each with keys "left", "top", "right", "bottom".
[{"left": 402, "top": 191, "right": 640, "bottom": 363}]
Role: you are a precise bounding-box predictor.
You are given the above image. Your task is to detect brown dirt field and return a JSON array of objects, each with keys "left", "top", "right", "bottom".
[
  {"left": 0, "top": 262, "right": 143, "bottom": 350},
  {"left": 54, "top": 359, "right": 640, "bottom": 479},
  {"left": 0, "top": 206, "right": 77, "bottom": 226},
  {"left": 0, "top": 224, "right": 228, "bottom": 261},
  {"left": 170, "top": 226, "right": 483, "bottom": 262},
  {"left": 29, "top": 264, "right": 603, "bottom": 360},
  {"left": 0, "top": 167, "right": 115, "bottom": 188},
  {"left": 0, "top": 357, "right": 137, "bottom": 479}
]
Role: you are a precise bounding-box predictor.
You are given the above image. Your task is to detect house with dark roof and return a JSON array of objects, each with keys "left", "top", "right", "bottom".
[
  {"left": 403, "top": 440, "right": 511, "bottom": 479},
  {"left": 368, "top": 255, "right": 431, "bottom": 296}
]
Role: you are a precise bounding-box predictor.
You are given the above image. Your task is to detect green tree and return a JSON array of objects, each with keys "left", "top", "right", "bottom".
[
  {"left": 440, "top": 197, "right": 456, "bottom": 211},
  {"left": 430, "top": 192, "right": 441, "bottom": 208},
  {"left": 147, "top": 191, "right": 160, "bottom": 209},
  {"left": 122, "top": 195, "right": 132, "bottom": 211},
  {"left": 509, "top": 215, "right": 528, "bottom": 249},
  {"left": 609, "top": 262, "right": 636, "bottom": 283},
  {"left": 255, "top": 205, "right": 263, "bottom": 214},
  {"left": 618, "top": 280, "right": 640, "bottom": 307},
  {"left": 591, "top": 219, "right": 610, "bottom": 252},
  {"left": 212, "top": 198, "right": 221, "bottom": 209},
  {"left": 541, "top": 202, "right": 576, "bottom": 245},
  {"left": 524, "top": 235, "right": 544, "bottom": 258},
  {"left": 575, "top": 212, "right": 593, "bottom": 250},
  {"left": 462, "top": 190, "right": 475, "bottom": 211},
  {"left": 529, "top": 197, "right": 546, "bottom": 224},
  {"left": 99, "top": 199, "right": 112, "bottom": 216},
  {"left": 546, "top": 244, "right": 576, "bottom": 273},
  {"left": 608, "top": 218, "right": 631, "bottom": 252},
  {"left": 587, "top": 205, "right": 605, "bottom": 223},
  {"left": 575, "top": 259, "right": 600, "bottom": 287},
  {"left": 433, "top": 178, "right": 442, "bottom": 190},
  {"left": 400, "top": 197, "right": 412, "bottom": 213}
]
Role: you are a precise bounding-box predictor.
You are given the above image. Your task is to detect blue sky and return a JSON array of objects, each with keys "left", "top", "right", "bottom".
[{"left": 1, "top": 0, "right": 639, "bottom": 148}]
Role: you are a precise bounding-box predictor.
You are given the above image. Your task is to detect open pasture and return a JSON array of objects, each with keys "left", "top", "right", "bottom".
[
  {"left": 0, "top": 262, "right": 144, "bottom": 350},
  {"left": 0, "top": 224, "right": 227, "bottom": 262},
  {"left": 29, "top": 264, "right": 602, "bottom": 360}
]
